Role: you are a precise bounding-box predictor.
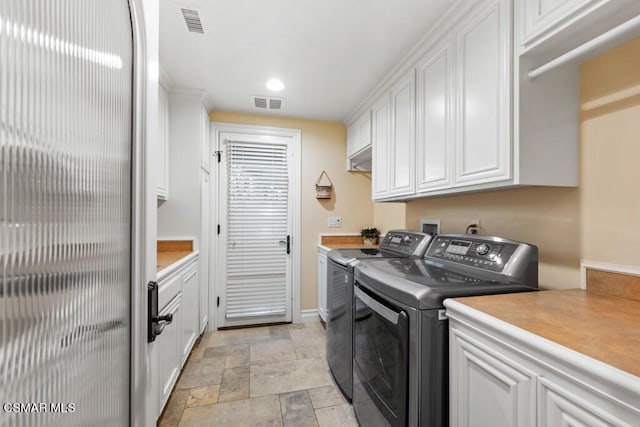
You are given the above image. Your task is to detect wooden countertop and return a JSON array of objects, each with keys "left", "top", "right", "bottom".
[
  {"left": 157, "top": 251, "right": 194, "bottom": 272},
  {"left": 157, "top": 240, "right": 194, "bottom": 272},
  {"left": 452, "top": 289, "right": 640, "bottom": 378}
]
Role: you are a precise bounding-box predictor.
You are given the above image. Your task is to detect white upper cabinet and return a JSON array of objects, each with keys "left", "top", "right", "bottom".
[
  {"left": 349, "top": 0, "right": 593, "bottom": 202},
  {"left": 372, "top": 69, "right": 417, "bottom": 201},
  {"left": 156, "top": 83, "right": 170, "bottom": 200},
  {"left": 371, "top": 93, "right": 391, "bottom": 199},
  {"left": 389, "top": 70, "right": 416, "bottom": 197},
  {"left": 347, "top": 110, "right": 371, "bottom": 157},
  {"left": 346, "top": 110, "right": 372, "bottom": 171},
  {"left": 454, "top": 0, "right": 511, "bottom": 186},
  {"left": 522, "top": 0, "right": 597, "bottom": 49},
  {"left": 519, "top": 0, "right": 640, "bottom": 55},
  {"left": 416, "top": 38, "right": 454, "bottom": 192}
]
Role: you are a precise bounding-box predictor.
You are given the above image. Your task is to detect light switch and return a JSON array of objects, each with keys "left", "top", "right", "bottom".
[{"left": 328, "top": 217, "right": 342, "bottom": 227}]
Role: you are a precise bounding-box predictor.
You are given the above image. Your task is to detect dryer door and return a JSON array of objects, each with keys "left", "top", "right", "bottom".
[{"left": 353, "top": 282, "right": 409, "bottom": 427}]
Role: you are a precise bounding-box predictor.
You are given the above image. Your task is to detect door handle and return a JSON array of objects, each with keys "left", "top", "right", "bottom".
[
  {"left": 148, "top": 281, "right": 176, "bottom": 342},
  {"left": 278, "top": 235, "right": 291, "bottom": 254},
  {"left": 153, "top": 313, "right": 173, "bottom": 337}
]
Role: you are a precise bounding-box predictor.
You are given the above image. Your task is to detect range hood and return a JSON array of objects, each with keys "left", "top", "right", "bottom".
[{"left": 347, "top": 146, "right": 372, "bottom": 171}]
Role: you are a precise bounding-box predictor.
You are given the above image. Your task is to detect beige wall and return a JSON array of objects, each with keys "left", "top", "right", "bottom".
[
  {"left": 405, "top": 37, "right": 640, "bottom": 290},
  {"left": 373, "top": 202, "right": 407, "bottom": 234},
  {"left": 580, "top": 37, "right": 640, "bottom": 267},
  {"left": 209, "top": 111, "right": 374, "bottom": 311}
]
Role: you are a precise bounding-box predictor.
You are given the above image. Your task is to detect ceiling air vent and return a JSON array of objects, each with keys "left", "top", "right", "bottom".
[
  {"left": 251, "top": 96, "right": 286, "bottom": 110},
  {"left": 181, "top": 8, "right": 204, "bottom": 33}
]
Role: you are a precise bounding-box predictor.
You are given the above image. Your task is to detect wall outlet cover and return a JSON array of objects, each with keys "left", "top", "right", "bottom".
[{"left": 328, "top": 217, "right": 342, "bottom": 227}]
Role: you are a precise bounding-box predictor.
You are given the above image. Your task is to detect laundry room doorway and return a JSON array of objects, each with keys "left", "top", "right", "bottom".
[{"left": 211, "top": 123, "right": 301, "bottom": 328}]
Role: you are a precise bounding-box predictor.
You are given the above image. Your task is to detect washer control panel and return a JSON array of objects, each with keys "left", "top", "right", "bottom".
[
  {"left": 379, "top": 230, "right": 432, "bottom": 257},
  {"left": 426, "top": 235, "right": 518, "bottom": 273}
]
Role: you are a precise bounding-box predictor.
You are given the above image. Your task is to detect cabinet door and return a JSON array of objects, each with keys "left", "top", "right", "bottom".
[
  {"left": 389, "top": 70, "right": 416, "bottom": 196},
  {"left": 156, "top": 85, "right": 170, "bottom": 199},
  {"left": 538, "top": 376, "right": 635, "bottom": 427},
  {"left": 454, "top": 0, "right": 511, "bottom": 187},
  {"left": 201, "top": 107, "right": 210, "bottom": 172},
  {"left": 450, "top": 327, "right": 536, "bottom": 427},
  {"left": 317, "top": 249, "right": 327, "bottom": 322},
  {"left": 347, "top": 111, "right": 372, "bottom": 159},
  {"left": 522, "top": 0, "right": 601, "bottom": 49},
  {"left": 181, "top": 264, "right": 199, "bottom": 364},
  {"left": 158, "top": 294, "right": 181, "bottom": 412},
  {"left": 346, "top": 122, "right": 358, "bottom": 158},
  {"left": 199, "top": 172, "right": 210, "bottom": 332},
  {"left": 416, "top": 40, "right": 454, "bottom": 192},
  {"left": 372, "top": 93, "right": 391, "bottom": 199}
]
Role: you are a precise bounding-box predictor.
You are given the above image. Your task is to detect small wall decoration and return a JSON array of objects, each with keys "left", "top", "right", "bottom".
[{"left": 315, "top": 170, "right": 333, "bottom": 199}]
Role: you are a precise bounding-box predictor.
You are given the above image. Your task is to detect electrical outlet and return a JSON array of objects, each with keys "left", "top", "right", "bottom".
[
  {"left": 470, "top": 219, "right": 480, "bottom": 234},
  {"left": 328, "top": 216, "right": 342, "bottom": 227}
]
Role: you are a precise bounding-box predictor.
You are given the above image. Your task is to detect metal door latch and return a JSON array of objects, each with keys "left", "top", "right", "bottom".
[{"left": 147, "top": 281, "right": 174, "bottom": 342}]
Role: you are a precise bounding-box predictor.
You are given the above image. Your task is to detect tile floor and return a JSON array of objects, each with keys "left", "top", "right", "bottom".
[{"left": 158, "top": 322, "right": 359, "bottom": 427}]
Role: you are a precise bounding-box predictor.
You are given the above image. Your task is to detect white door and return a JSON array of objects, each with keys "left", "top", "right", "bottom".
[{"left": 217, "top": 132, "right": 296, "bottom": 327}]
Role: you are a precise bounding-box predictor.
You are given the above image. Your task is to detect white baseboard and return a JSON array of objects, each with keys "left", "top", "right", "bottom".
[{"left": 299, "top": 309, "right": 320, "bottom": 324}]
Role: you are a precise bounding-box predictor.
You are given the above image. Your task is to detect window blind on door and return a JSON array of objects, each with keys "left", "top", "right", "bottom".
[{"left": 225, "top": 140, "right": 289, "bottom": 318}]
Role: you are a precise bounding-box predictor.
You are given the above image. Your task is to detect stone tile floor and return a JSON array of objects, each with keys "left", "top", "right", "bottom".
[{"left": 158, "top": 322, "right": 359, "bottom": 427}]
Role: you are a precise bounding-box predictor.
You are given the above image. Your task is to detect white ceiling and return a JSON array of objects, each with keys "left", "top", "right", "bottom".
[{"left": 159, "top": 0, "right": 453, "bottom": 122}]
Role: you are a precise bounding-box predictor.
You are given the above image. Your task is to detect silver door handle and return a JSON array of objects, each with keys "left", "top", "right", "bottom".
[{"left": 354, "top": 286, "right": 399, "bottom": 325}]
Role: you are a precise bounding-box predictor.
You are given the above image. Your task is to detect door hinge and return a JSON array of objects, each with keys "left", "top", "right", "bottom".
[
  {"left": 216, "top": 296, "right": 220, "bottom": 307},
  {"left": 215, "top": 150, "right": 221, "bottom": 163},
  {"left": 217, "top": 224, "right": 221, "bottom": 235}
]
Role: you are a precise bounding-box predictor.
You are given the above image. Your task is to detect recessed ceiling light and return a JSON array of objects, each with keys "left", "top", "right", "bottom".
[{"left": 266, "top": 79, "right": 285, "bottom": 91}]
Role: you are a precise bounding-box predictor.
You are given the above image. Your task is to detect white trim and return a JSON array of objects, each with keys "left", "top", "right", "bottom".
[
  {"left": 159, "top": 66, "right": 172, "bottom": 92},
  {"left": 580, "top": 260, "right": 640, "bottom": 289},
  {"left": 210, "top": 122, "right": 302, "bottom": 329},
  {"left": 300, "top": 309, "right": 321, "bottom": 324},
  {"left": 128, "top": 0, "right": 149, "bottom": 425}
]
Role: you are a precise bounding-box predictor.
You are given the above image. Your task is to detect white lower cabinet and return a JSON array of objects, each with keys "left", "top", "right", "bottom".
[
  {"left": 317, "top": 246, "right": 328, "bottom": 322},
  {"left": 180, "top": 262, "right": 199, "bottom": 365},
  {"left": 450, "top": 327, "right": 536, "bottom": 427},
  {"left": 153, "top": 254, "right": 200, "bottom": 421},
  {"left": 157, "top": 291, "right": 181, "bottom": 410},
  {"left": 537, "top": 376, "right": 631, "bottom": 427},
  {"left": 446, "top": 300, "right": 640, "bottom": 427}
]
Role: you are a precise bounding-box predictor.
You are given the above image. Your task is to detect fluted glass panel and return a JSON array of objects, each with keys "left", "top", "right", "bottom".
[{"left": 0, "top": 1, "right": 133, "bottom": 426}]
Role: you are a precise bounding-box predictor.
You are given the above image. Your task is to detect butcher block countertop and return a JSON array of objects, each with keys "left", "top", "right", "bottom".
[
  {"left": 320, "top": 243, "right": 380, "bottom": 249},
  {"left": 450, "top": 289, "right": 640, "bottom": 378},
  {"left": 157, "top": 240, "right": 195, "bottom": 273},
  {"left": 318, "top": 234, "right": 380, "bottom": 249}
]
